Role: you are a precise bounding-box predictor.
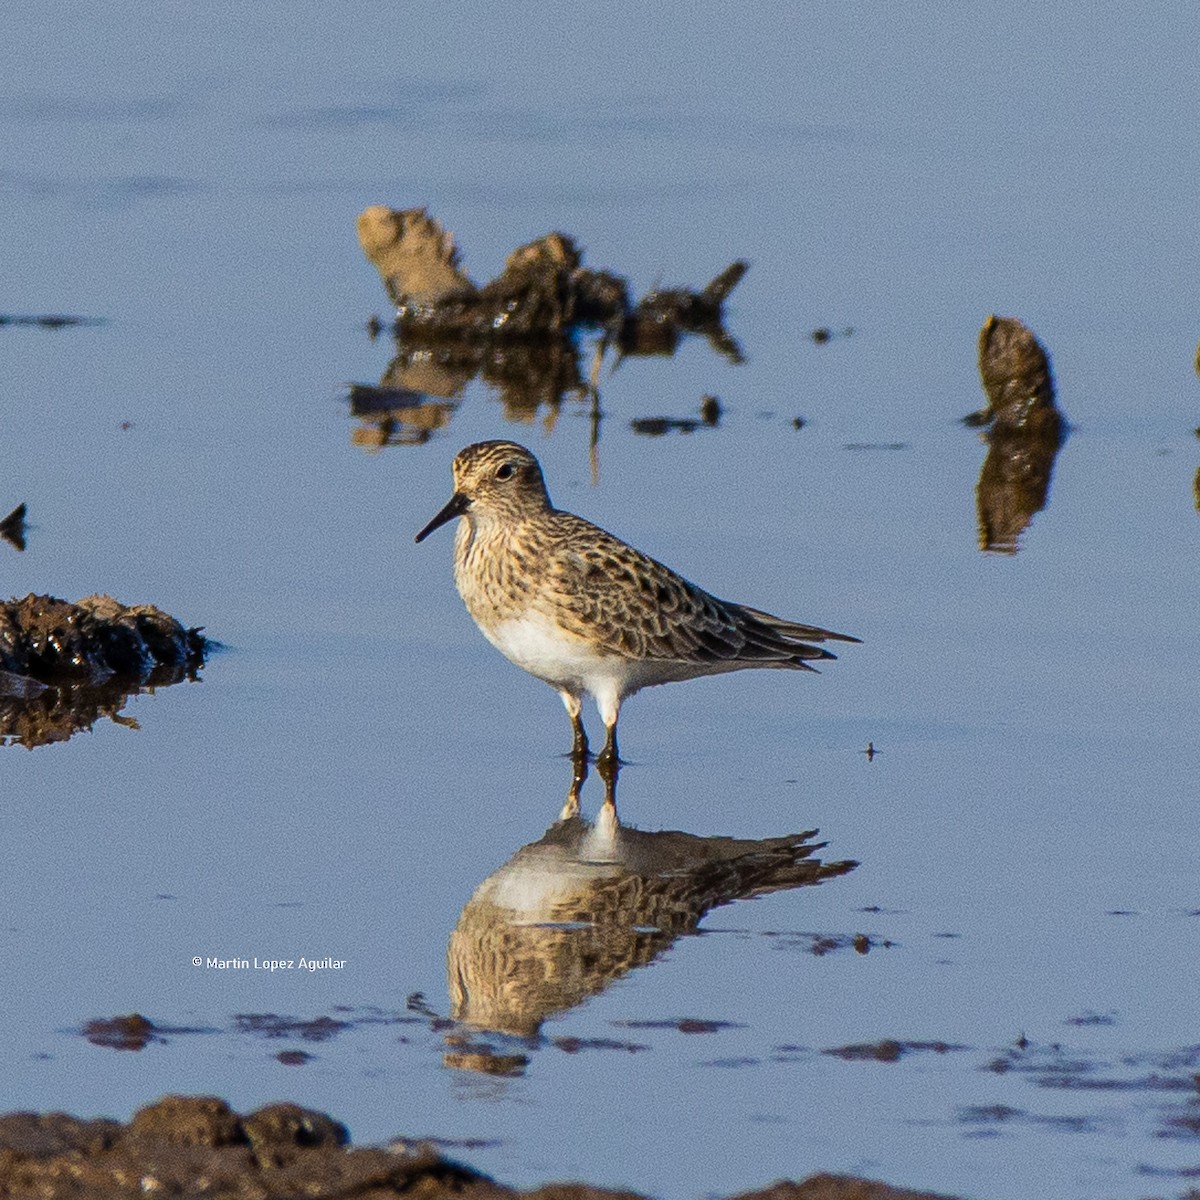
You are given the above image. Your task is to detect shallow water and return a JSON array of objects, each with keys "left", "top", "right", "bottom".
[{"left": 3, "top": 5, "right": 1200, "bottom": 1198}]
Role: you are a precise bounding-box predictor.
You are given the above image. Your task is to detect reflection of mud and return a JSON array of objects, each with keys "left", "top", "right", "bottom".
[
  {"left": 967, "top": 315, "right": 1067, "bottom": 554},
  {"left": 0, "top": 313, "right": 104, "bottom": 329},
  {"left": 446, "top": 797, "right": 856, "bottom": 1047},
  {"left": 234, "top": 1014, "right": 350, "bottom": 1042},
  {"left": 823, "top": 1038, "right": 967, "bottom": 1063},
  {"left": 351, "top": 333, "right": 591, "bottom": 448},
  {"left": 351, "top": 206, "right": 745, "bottom": 448},
  {"left": 0, "top": 1096, "right": 961, "bottom": 1200},
  {"left": 347, "top": 384, "right": 458, "bottom": 449},
  {"left": 631, "top": 394, "right": 722, "bottom": 437},
  {"left": 79, "top": 1007, "right": 422, "bottom": 1057},
  {"left": 0, "top": 593, "right": 207, "bottom": 747},
  {"left": 977, "top": 1034, "right": 1200, "bottom": 1158}
]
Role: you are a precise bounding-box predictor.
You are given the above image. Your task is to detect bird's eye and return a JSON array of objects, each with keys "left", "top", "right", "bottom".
[{"left": 495, "top": 463, "right": 516, "bottom": 481}]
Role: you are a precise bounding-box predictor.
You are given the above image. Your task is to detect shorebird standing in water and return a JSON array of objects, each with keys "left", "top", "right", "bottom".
[{"left": 415, "top": 440, "right": 859, "bottom": 769}]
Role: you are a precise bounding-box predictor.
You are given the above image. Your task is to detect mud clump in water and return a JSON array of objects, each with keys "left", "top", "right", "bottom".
[
  {"left": 0, "top": 1096, "right": 964, "bottom": 1199},
  {"left": 0, "top": 503, "right": 26, "bottom": 551},
  {"left": 0, "top": 594, "right": 206, "bottom": 683},
  {"left": 0, "top": 1096, "right": 470, "bottom": 1198},
  {"left": 971, "top": 314, "right": 1057, "bottom": 427},
  {"left": 82, "top": 1014, "right": 162, "bottom": 1052},
  {"left": 357, "top": 204, "right": 744, "bottom": 348},
  {"left": 0, "top": 593, "right": 208, "bottom": 747},
  {"left": 965, "top": 314, "right": 1067, "bottom": 554},
  {"left": 351, "top": 207, "right": 746, "bottom": 445}
]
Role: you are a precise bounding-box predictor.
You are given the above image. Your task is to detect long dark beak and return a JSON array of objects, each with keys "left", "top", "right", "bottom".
[{"left": 415, "top": 492, "right": 470, "bottom": 543}]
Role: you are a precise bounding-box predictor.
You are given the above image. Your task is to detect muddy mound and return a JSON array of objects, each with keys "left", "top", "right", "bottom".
[
  {"left": 0, "top": 1095, "right": 961, "bottom": 1199},
  {"left": 0, "top": 594, "right": 208, "bottom": 747},
  {"left": 965, "top": 315, "right": 1067, "bottom": 553}
]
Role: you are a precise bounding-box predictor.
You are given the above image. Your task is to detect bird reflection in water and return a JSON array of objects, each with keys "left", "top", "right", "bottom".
[{"left": 442, "top": 758, "right": 856, "bottom": 1074}]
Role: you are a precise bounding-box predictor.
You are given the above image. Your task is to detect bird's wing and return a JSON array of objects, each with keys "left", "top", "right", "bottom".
[{"left": 544, "top": 518, "right": 852, "bottom": 665}]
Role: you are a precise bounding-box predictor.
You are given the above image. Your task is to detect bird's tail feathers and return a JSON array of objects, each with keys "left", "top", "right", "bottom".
[{"left": 735, "top": 604, "right": 861, "bottom": 648}]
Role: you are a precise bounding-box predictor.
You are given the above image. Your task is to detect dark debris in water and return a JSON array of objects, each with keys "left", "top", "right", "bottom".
[
  {"left": 977, "top": 1034, "right": 1200, "bottom": 1151},
  {"left": 551, "top": 1036, "right": 649, "bottom": 1054},
  {"left": 234, "top": 1014, "right": 350, "bottom": 1043},
  {"left": 78, "top": 1007, "right": 429, "bottom": 1060},
  {"left": 957, "top": 1104, "right": 1112, "bottom": 1137},
  {"left": 1065, "top": 1009, "right": 1118, "bottom": 1027},
  {"left": 0, "top": 313, "right": 105, "bottom": 329},
  {"left": 757, "top": 930, "right": 893, "bottom": 955},
  {"left": 357, "top": 206, "right": 745, "bottom": 351},
  {"left": 956, "top": 1103, "right": 1026, "bottom": 1125},
  {"left": 0, "top": 503, "right": 26, "bottom": 551},
  {"left": 80, "top": 1013, "right": 219, "bottom": 1052},
  {"left": 612, "top": 1017, "right": 743, "bottom": 1035},
  {"left": 967, "top": 314, "right": 1067, "bottom": 555},
  {"left": 823, "top": 1039, "right": 969, "bottom": 1064},
  {"left": 1160, "top": 1113, "right": 1200, "bottom": 1139},
  {"left": 0, "top": 594, "right": 208, "bottom": 748},
  {"left": 809, "top": 326, "right": 854, "bottom": 344},
  {"left": 351, "top": 206, "right": 746, "bottom": 447},
  {"left": 0, "top": 594, "right": 206, "bottom": 683},
  {"left": 631, "top": 394, "right": 723, "bottom": 437},
  {"left": 82, "top": 1015, "right": 164, "bottom": 1052}
]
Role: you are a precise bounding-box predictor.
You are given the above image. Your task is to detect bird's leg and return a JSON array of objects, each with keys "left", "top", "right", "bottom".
[
  {"left": 596, "top": 695, "right": 621, "bottom": 772},
  {"left": 598, "top": 747, "right": 619, "bottom": 818},
  {"left": 559, "top": 752, "right": 587, "bottom": 821},
  {"left": 571, "top": 711, "right": 589, "bottom": 761},
  {"left": 596, "top": 722, "right": 619, "bottom": 773},
  {"left": 559, "top": 691, "right": 590, "bottom": 764}
]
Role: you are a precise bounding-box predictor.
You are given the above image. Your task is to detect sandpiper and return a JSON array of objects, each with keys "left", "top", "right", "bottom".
[{"left": 415, "top": 440, "right": 859, "bottom": 766}]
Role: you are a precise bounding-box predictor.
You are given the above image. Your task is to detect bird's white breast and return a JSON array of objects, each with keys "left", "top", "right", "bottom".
[
  {"left": 482, "top": 609, "right": 726, "bottom": 721},
  {"left": 485, "top": 610, "right": 609, "bottom": 691}
]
